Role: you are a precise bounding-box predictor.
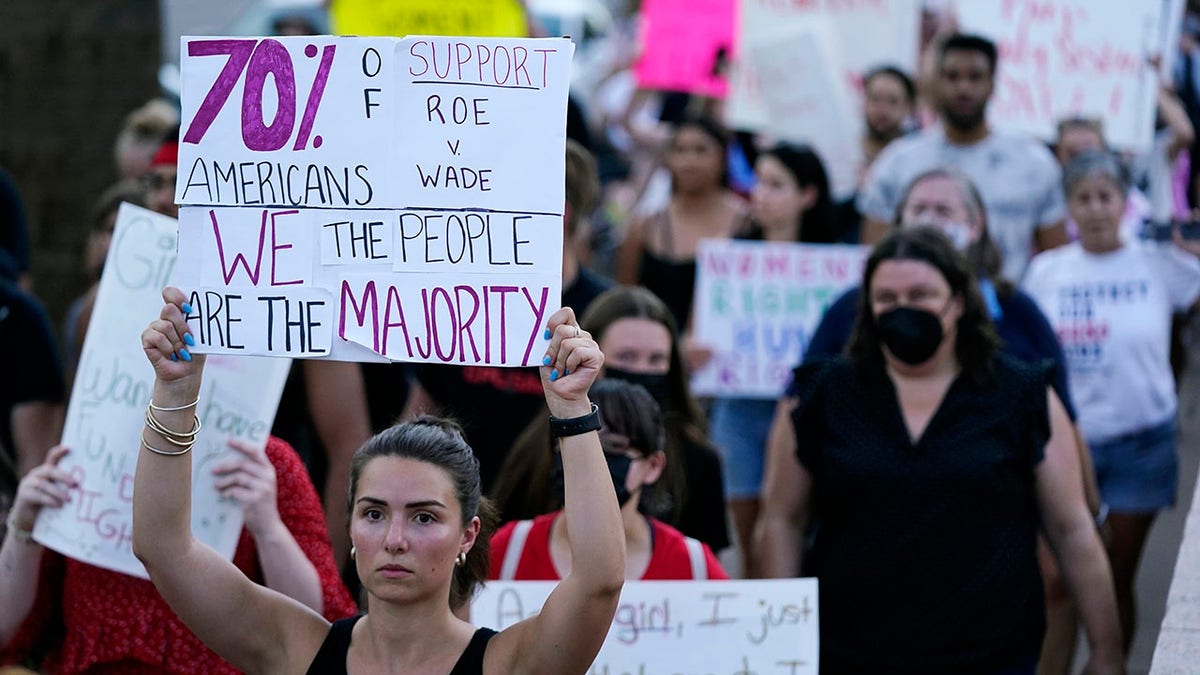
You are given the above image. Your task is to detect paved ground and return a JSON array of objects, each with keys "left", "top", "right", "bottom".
[{"left": 1133, "top": 356, "right": 1200, "bottom": 674}]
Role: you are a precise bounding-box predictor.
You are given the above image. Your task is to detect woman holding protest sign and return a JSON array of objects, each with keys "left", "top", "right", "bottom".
[
  {"left": 0, "top": 437, "right": 357, "bottom": 674},
  {"left": 490, "top": 378, "right": 728, "bottom": 582},
  {"left": 755, "top": 228, "right": 1123, "bottom": 674},
  {"left": 491, "top": 285, "right": 729, "bottom": 555},
  {"left": 707, "top": 143, "right": 839, "bottom": 577},
  {"left": 131, "top": 288, "right": 624, "bottom": 674}
]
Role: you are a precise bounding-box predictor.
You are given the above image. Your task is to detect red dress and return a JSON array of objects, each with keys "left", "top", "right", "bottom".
[
  {"left": 489, "top": 511, "right": 728, "bottom": 581},
  {"left": 1, "top": 436, "right": 358, "bottom": 674}
]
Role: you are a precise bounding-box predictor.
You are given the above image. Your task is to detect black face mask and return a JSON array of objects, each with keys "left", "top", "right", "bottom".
[
  {"left": 603, "top": 366, "right": 671, "bottom": 409},
  {"left": 551, "top": 451, "right": 636, "bottom": 507},
  {"left": 876, "top": 306, "right": 946, "bottom": 365}
]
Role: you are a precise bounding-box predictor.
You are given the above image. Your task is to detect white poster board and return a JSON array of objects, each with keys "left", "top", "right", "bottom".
[
  {"left": 33, "top": 204, "right": 291, "bottom": 579},
  {"left": 1158, "top": 0, "right": 1186, "bottom": 79},
  {"left": 691, "top": 240, "right": 865, "bottom": 398},
  {"left": 174, "top": 35, "right": 574, "bottom": 365},
  {"left": 473, "top": 579, "right": 819, "bottom": 672},
  {"left": 726, "top": 0, "right": 920, "bottom": 132},
  {"left": 749, "top": 24, "right": 864, "bottom": 199},
  {"left": 956, "top": 0, "right": 1161, "bottom": 152}
]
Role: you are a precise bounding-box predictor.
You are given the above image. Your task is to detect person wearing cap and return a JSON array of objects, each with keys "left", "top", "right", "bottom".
[{"left": 144, "top": 139, "right": 178, "bottom": 219}]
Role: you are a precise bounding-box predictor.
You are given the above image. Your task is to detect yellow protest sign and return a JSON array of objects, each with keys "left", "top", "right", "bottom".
[{"left": 332, "top": 0, "right": 528, "bottom": 38}]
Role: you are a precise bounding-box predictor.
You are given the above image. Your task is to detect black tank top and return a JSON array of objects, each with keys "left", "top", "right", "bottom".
[{"left": 305, "top": 616, "right": 498, "bottom": 675}]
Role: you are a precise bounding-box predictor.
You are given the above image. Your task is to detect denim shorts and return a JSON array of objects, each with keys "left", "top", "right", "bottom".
[
  {"left": 1089, "top": 418, "right": 1178, "bottom": 513},
  {"left": 708, "top": 397, "right": 777, "bottom": 499}
]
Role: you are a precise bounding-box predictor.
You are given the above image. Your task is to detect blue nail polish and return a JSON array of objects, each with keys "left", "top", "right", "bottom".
[
  {"left": 183, "top": 333, "right": 195, "bottom": 346},
  {"left": 549, "top": 369, "right": 559, "bottom": 382},
  {"left": 170, "top": 353, "right": 178, "bottom": 362},
  {"left": 180, "top": 349, "right": 192, "bottom": 362},
  {"left": 542, "top": 355, "right": 551, "bottom": 366},
  {"left": 181, "top": 302, "right": 194, "bottom": 314},
  {"left": 563, "top": 369, "right": 569, "bottom": 376},
  {"left": 544, "top": 328, "right": 552, "bottom": 340}
]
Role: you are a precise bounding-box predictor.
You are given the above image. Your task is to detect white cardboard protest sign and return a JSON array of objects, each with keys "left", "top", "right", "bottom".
[
  {"left": 749, "top": 24, "right": 864, "bottom": 199},
  {"left": 957, "top": 0, "right": 1162, "bottom": 152},
  {"left": 1158, "top": 0, "right": 1186, "bottom": 80},
  {"left": 726, "top": 0, "right": 920, "bottom": 132},
  {"left": 691, "top": 239, "right": 865, "bottom": 398},
  {"left": 174, "top": 35, "right": 573, "bottom": 365},
  {"left": 473, "top": 579, "right": 819, "bottom": 673},
  {"left": 33, "top": 204, "right": 291, "bottom": 579}
]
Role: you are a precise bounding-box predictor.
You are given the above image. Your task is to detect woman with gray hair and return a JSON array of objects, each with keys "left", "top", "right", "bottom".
[{"left": 1023, "top": 149, "right": 1200, "bottom": 657}]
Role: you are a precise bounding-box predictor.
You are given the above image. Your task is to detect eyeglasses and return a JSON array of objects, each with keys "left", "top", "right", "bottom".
[{"left": 142, "top": 172, "right": 176, "bottom": 192}]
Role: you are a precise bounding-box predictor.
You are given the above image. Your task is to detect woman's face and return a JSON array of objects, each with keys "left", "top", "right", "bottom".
[
  {"left": 1068, "top": 173, "right": 1125, "bottom": 253},
  {"left": 899, "top": 176, "right": 981, "bottom": 248},
  {"left": 751, "top": 155, "right": 812, "bottom": 230},
  {"left": 666, "top": 126, "right": 725, "bottom": 194},
  {"left": 349, "top": 457, "right": 477, "bottom": 604},
  {"left": 869, "top": 258, "right": 962, "bottom": 351},
  {"left": 599, "top": 318, "right": 672, "bottom": 376}
]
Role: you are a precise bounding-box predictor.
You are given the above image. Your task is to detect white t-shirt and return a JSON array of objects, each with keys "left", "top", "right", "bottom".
[
  {"left": 858, "top": 127, "right": 1066, "bottom": 281},
  {"left": 1022, "top": 241, "right": 1200, "bottom": 442}
]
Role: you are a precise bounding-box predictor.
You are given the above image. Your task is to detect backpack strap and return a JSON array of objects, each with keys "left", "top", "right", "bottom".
[
  {"left": 684, "top": 536, "right": 707, "bottom": 580},
  {"left": 498, "top": 519, "right": 535, "bottom": 581}
]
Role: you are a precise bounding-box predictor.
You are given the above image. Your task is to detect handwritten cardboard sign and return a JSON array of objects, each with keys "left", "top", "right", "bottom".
[
  {"left": 956, "top": 0, "right": 1162, "bottom": 153},
  {"left": 473, "top": 579, "right": 819, "bottom": 673},
  {"left": 635, "top": 0, "right": 735, "bottom": 97},
  {"left": 749, "top": 23, "right": 864, "bottom": 199},
  {"left": 174, "top": 35, "right": 573, "bottom": 365},
  {"left": 691, "top": 239, "right": 866, "bottom": 398},
  {"left": 32, "top": 204, "right": 290, "bottom": 579},
  {"left": 726, "top": 0, "right": 921, "bottom": 131},
  {"left": 331, "top": 0, "right": 528, "bottom": 39}
]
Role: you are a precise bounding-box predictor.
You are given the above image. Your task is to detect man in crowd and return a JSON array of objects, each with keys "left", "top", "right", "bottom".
[{"left": 858, "top": 33, "right": 1068, "bottom": 280}]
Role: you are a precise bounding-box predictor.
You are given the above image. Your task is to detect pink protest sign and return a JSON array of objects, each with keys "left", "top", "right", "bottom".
[
  {"left": 957, "top": 0, "right": 1162, "bottom": 152},
  {"left": 634, "top": 0, "right": 735, "bottom": 97}
]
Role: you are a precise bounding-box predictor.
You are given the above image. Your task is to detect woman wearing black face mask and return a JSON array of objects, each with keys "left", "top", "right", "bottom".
[
  {"left": 490, "top": 287, "right": 730, "bottom": 555},
  {"left": 487, "top": 379, "right": 728, "bottom": 582},
  {"left": 754, "top": 228, "right": 1123, "bottom": 675}
]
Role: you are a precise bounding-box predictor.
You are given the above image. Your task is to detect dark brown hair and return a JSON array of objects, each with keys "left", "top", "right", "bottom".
[
  {"left": 490, "top": 287, "right": 710, "bottom": 523},
  {"left": 348, "top": 416, "right": 498, "bottom": 610},
  {"left": 564, "top": 139, "right": 599, "bottom": 237},
  {"left": 848, "top": 227, "right": 999, "bottom": 382}
]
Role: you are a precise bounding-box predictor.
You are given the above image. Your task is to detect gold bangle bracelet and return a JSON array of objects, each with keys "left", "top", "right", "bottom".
[
  {"left": 144, "top": 407, "right": 202, "bottom": 446},
  {"left": 5, "top": 511, "right": 35, "bottom": 545},
  {"left": 141, "top": 431, "right": 193, "bottom": 457},
  {"left": 148, "top": 396, "right": 200, "bottom": 412}
]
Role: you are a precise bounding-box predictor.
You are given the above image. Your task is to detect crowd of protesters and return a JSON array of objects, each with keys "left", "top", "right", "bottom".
[{"left": 5, "top": 1, "right": 1200, "bottom": 673}]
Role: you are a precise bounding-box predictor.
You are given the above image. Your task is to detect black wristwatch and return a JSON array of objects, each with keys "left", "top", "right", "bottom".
[{"left": 549, "top": 403, "right": 602, "bottom": 438}]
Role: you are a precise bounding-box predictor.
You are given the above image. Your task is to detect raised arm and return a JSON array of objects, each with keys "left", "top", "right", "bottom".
[
  {"left": 753, "top": 397, "right": 811, "bottom": 578},
  {"left": 211, "top": 438, "right": 323, "bottom": 613},
  {"left": 131, "top": 287, "right": 329, "bottom": 674},
  {"left": 487, "top": 307, "right": 625, "bottom": 675},
  {"left": 0, "top": 445, "right": 72, "bottom": 646},
  {"left": 1035, "top": 388, "right": 1124, "bottom": 675}
]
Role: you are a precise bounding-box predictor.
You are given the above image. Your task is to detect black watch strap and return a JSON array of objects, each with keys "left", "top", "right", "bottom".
[{"left": 549, "top": 403, "right": 602, "bottom": 438}]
